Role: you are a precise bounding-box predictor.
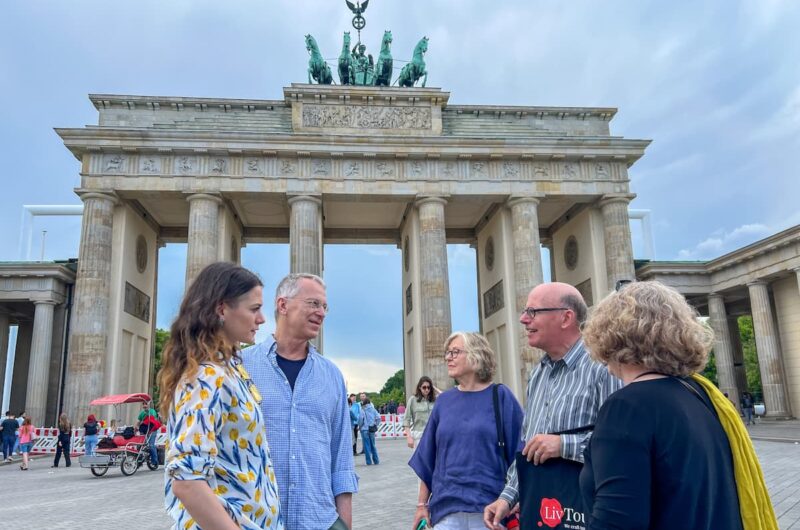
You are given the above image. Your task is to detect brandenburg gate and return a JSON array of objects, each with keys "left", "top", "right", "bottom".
[{"left": 56, "top": 84, "right": 649, "bottom": 418}]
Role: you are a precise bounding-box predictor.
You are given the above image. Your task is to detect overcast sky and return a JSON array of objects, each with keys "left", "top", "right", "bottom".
[{"left": 1, "top": 1, "right": 798, "bottom": 391}]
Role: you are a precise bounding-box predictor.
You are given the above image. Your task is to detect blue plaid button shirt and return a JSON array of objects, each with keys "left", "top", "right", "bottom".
[{"left": 242, "top": 338, "right": 359, "bottom": 529}]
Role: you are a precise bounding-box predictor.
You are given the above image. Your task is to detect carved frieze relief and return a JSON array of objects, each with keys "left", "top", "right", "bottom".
[
  {"left": 312, "top": 159, "right": 331, "bottom": 176},
  {"left": 104, "top": 154, "right": 127, "bottom": 173},
  {"left": 139, "top": 157, "right": 160, "bottom": 174},
  {"left": 245, "top": 158, "right": 262, "bottom": 174},
  {"left": 175, "top": 156, "right": 196, "bottom": 174},
  {"left": 211, "top": 157, "right": 228, "bottom": 174},
  {"left": 376, "top": 161, "right": 395, "bottom": 178},
  {"left": 302, "top": 104, "right": 432, "bottom": 130}
]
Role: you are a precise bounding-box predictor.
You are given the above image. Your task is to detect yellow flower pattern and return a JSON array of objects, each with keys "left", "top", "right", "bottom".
[{"left": 164, "top": 361, "right": 283, "bottom": 530}]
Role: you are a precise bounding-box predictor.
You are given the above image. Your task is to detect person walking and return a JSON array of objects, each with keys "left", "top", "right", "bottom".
[
  {"left": 1, "top": 411, "right": 17, "bottom": 462},
  {"left": 579, "top": 281, "right": 777, "bottom": 529},
  {"left": 349, "top": 394, "right": 361, "bottom": 456},
  {"left": 358, "top": 396, "right": 380, "bottom": 465},
  {"left": 83, "top": 414, "right": 100, "bottom": 456},
  {"left": 53, "top": 413, "right": 72, "bottom": 468},
  {"left": 411, "top": 332, "right": 523, "bottom": 530},
  {"left": 14, "top": 411, "right": 25, "bottom": 456},
  {"left": 403, "top": 376, "right": 436, "bottom": 451},
  {"left": 18, "top": 417, "right": 35, "bottom": 470},
  {"left": 158, "top": 262, "right": 283, "bottom": 530},
  {"left": 741, "top": 391, "right": 756, "bottom": 426}
]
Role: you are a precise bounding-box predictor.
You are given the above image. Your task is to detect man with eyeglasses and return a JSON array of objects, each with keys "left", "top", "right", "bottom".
[
  {"left": 484, "top": 282, "right": 622, "bottom": 529},
  {"left": 243, "top": 273, "right": 358, "bottom": 530}
]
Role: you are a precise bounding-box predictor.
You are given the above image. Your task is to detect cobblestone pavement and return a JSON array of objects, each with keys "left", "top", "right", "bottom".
[{"left": 2, "top": 438, "right": 799, "bottom": 529}]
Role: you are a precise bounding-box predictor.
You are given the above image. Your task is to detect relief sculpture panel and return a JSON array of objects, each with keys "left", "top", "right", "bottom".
[{"left": 302, "top": 104, "right": 432, "bottom": 130}]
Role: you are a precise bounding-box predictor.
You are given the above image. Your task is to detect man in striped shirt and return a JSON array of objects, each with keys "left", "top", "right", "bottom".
[{"left": 484, "top": 282, "right": 622, "bottom": 528}]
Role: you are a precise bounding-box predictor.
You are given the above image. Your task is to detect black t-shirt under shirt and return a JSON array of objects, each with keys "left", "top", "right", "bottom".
[{"left": 276, "top": 353, "right": 306, "bottom": 391}]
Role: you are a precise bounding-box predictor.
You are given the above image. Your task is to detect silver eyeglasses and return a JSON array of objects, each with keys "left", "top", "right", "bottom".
[{"left": 289, "top": 297, "right": 329, "bottom": 314}]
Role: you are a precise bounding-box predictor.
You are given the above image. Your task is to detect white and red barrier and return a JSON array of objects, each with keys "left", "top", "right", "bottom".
[
  {"left": 26, "top": 414, "right": 405, "bottom": 455},
  {"left": 29, "top": 426, "right": 167, "bottom": 456}
]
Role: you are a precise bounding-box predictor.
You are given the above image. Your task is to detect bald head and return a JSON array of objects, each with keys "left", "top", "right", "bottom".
[{"left": 521, "top": 282, "right": 587, "bottom": 358}]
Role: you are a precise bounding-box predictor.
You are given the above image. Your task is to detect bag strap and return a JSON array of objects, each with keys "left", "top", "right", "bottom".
[
  {"left": 675, "top": 377, "right": 717, "bottom": 417},
  {"left": 492, "top": 384, "right": 509, "bottom": 466}
]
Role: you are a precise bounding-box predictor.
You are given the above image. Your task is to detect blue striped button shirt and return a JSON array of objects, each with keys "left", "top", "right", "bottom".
[
  {"left": 499, "top": 338, "right": 622, "bottom": 507},
  {"left": 242, "top": 338, "right": 359, "bottom": 529}
]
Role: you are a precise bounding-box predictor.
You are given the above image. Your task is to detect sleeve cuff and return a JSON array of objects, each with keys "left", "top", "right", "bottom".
[
  {"left": 332, "top": 470, "right": 360, "bottom": 496},
  {"left": 500, "top": 487, "right": 518, "bottom": 507},
  {"left": 560, "top": 434, "right": 586, "bottom": 463},
  {"left": 165, "top": 453, "right": 215, "bottom": 481}
]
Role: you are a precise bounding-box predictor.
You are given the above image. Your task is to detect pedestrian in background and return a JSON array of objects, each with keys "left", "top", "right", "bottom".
[
  {"left": 52, "top": 413, "right": 72, "bottom": 468},
  {"left": 741, "top": 391, "right": 755, "bottom": 426},
  {"left": 83, "top": 414, "right": 100, "bottom": 456},
  {"left": 14, "top": 411, "right": 25, "bottom": 456},
  {"left": 349, "top": 394, "right": 361, "bottom": 456},
  {"left": 1, "top": 411, "right": 17, "bottom": 461},
  {"left": 403, "top": 376, "right": 436, "bottom": 450},
  {"left": 359, "top": 396, "right": 380, "bottom": 465},
  {"left": 18, "top": 416, "right": 35, "bottom": 470}
]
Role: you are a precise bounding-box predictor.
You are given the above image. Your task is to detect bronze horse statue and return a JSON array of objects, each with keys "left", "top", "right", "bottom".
[
  {"left": 396, "top": 37, "right": 428, "bottom": 87},
  {"left": 305, "top": 34, "right": 332, "bottom": 84},
  {"left": 373, "top": 30, "right": 393, "bottom": 87},
  {"left": 338, "top": 31, "right": 354, "bottom": 85}
]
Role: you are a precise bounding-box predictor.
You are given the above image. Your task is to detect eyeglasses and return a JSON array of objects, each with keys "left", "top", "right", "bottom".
[
  {"left": 521, "top": 307, "right": 569, "bottom": 319},
  {"left": 420, "top": 385, "right": 431, "bottom": 390},
  {"left": 615, "top": 279, "right": 634, "bottom": 292},
  {"left": 288, "top": 297, "right": 329, "bottom": 314},
  {"left": 444, "top": 348, "right": 465, "bottom": 360}
]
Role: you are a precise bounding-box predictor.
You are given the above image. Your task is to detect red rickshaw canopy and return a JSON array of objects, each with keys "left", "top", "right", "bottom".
[{"left": 89, "top": 393, "right": 152, "bottom": 406}]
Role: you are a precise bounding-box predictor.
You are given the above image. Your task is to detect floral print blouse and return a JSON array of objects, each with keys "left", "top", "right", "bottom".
[{"left": 164, "top": 360, "right": 283, "bottom": 530}]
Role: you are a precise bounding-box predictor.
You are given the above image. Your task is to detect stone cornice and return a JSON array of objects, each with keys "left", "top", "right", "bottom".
[
  {"left": 445, "top": 104, "right": 617, "bottom": 121},
  {"left": 284, "top": 84, "right": 450, "bottom": 106},
  {"left": 90, "top": 94, "right": 286, "bottom": 112},
  {"left": 705, "top": 225, "right": 800, "bottom": 273},
  {"left": 636, "top": 261, "right": 710, "bottom": 278},
  {"left": 0, "top": 263, "right": 77, "bottom": 284},
  {"left": 56, "top": 127, "right": 650, "bottom": 160}
]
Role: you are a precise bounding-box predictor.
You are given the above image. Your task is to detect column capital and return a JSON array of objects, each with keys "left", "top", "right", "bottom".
[
  {"left": 506, "top": 194, "right": 545, "bottom": 208},
  {"left": 708, "top": 292, "right": 725, "bottom": 301},
  {"left": 746, "top": 279, "right": 768, "bottom": 288},
  {"left": 414, "top": 195, "right": 448, "bottom": 208},
  {"left": 287, "top": 194, "right": 322, "bottom": 207},
  {"left": 32, "top": 299, "right": 58, "bottom": 306},
  {"left": 185, "top": 192, "right": 223, "bottom": 205},
  {"left": 598, "top": 193, "right": 636, "bottom": 208},
  {"left": 76, "top": 190, "right": 119, "bottom": 206}
]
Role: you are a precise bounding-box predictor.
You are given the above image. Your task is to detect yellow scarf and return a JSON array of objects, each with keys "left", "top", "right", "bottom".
[{"left": 690, "top": 374, "right": 779, "bottom": 530}]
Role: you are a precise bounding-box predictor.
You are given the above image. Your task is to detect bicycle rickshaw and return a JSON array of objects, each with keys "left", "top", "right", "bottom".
[{"left": 78, "top": 393, "right": 160, "bottom": 477}]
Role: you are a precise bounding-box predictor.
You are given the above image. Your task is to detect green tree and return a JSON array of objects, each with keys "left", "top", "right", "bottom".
[
  {"left": 369, "top": 369, "right": 406, "bottom": 409},
  {"left": 738, "top": 316, "right": 763, "bottom": 399},
  {"left": 380, "top": 369, "right": 405, "bottom": 395},
  {"left": 151, "top": 328, "right": 170, "bottom": 407},
  {"left": 702, "top": 350, "right": 718, "bottom": 386}
]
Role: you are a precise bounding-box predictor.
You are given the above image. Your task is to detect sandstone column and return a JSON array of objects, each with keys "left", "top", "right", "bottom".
[
  {"left": 599, "top": 194, "right": 636, "bottom": 292},
  {"left": 708, "top": 294, "right": 739, "bottom": 408},
  {"left": 747, "top": 281, "right": 791, "bottom": 418},
  {"left": 64, "top": 192, "right": 117, "bottom": 421},
  {"left": 728, "top": 316, "right": 748, "bottom": 397},
  {"left": 508, "top": 196, "right": 544, "bottom": 381},
  {"left": 288, "top": 195, "right": 323, "bottom": 275},
  {"left": 185, "top": 193, "right": 222, "bottom": 286},
  {"left": 0, "top": 312, "right": 9, "bottom": 404},
  {"left": 794, "top": 268, "right": 800, "bottom": 295},
  {"left": 25, "top": 300, "right": 56, "bottom": 422},
  {"left": 415, "top": 197, "right": 451, "bottom": 389}
]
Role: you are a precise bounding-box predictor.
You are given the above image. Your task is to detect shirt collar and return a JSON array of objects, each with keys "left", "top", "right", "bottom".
[
  {"left": 541, "top": 338, "right": 585, "bottom": 369},
  {"left": 264, "top": 335, "right": 318, "bottom": 362}
]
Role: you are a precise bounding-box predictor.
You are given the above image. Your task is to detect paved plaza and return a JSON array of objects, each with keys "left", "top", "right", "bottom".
[{"left": 2, "top": 434, "right": 800, "bottom": 529}]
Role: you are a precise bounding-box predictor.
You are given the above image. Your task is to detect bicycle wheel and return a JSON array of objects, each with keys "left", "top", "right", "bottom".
[
  {"left": 90, "top": 465, "right": 109, "bottom": 477},
  {"left": 120, "top": 454, "right": 138, "bottom": 476}
]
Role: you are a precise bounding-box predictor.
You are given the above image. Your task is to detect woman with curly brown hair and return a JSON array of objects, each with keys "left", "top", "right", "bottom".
[
  {"left": 158, "top": 262, "right": 283, "bottom": 530},
  {"left": 580, "top": 280, "right": 776, "bottom": 530}
]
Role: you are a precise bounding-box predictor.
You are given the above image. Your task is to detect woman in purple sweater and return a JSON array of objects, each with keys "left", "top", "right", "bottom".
[{"left": 410, "top": 332, "right": 523, "bottom": 530}]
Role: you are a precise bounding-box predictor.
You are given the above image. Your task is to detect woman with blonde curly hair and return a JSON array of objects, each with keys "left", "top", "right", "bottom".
[
  {"left": 158, "top": 262, "right": 283, "bottom": 530},
  {"left": 580, "top": 281, "right": 776, "bottom": 530},
  {"left": 409, "top": 332, "right": 522, "bottom": 530}
]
